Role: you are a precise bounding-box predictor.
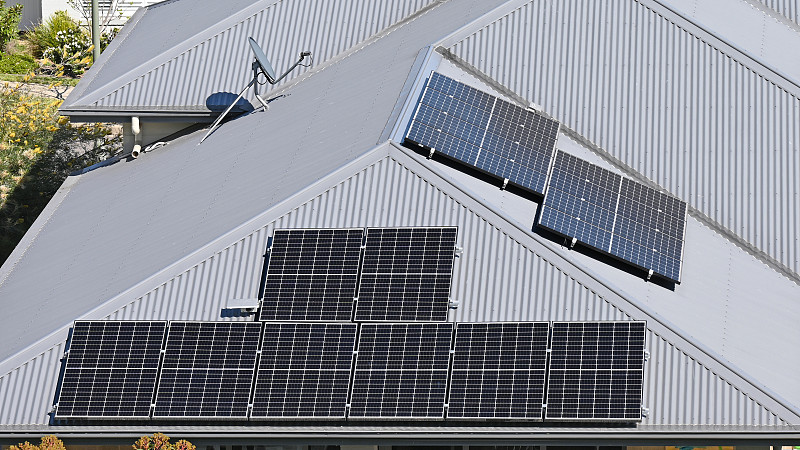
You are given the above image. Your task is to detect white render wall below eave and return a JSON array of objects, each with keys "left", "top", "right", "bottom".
[
  {"left": 449, "top": 0, "right": 800, "bottom": 278},
  {"left": 0, "top": 154, "right": 788, "bottom": 426}
]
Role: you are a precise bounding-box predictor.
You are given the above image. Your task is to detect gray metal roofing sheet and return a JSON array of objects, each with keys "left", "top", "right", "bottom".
[
  {"left": 755, "top": 0, "right": 800, "bottom": 26},
  {"left": 447, "top": 0, "right": 800, "bottom": 279},
  {"left": 0, "top": 0, "right": 506, "bottom": 366},
  {"left": 0, "top": 149, "right": 792, "bottom": 427},
  {"left": 62, "top": 0, "right": 437, "bottom": 113}
]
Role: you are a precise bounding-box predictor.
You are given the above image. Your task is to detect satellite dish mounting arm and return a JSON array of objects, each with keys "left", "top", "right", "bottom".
[{"left": 200, "top": 38, "right": 311, "bottom": 144}]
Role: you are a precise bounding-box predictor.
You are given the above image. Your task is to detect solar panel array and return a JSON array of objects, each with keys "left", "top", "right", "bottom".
[
  {"left": 356, "top": 227, "right": 457, "bottom": 321},
  {"left": 56, "top": 319, "right": 647, "bottom": 422},
  {"left": 539, "top": 151, "right": 687, "bottom": 282},
  {"left": 404, "top": 72, "right": 560, "bottom": 195},
  {"left": 252, "top": 323, "right": 357, "bottom": 418},
  {"left": 55, "top": 321, "right": 166, "bottom": 419},
  {"left": 259, "top": 228, "right": 364, "bottom": 321},
  {"left": 153, "top": 322, "right": 261, "bottom": 418},
  {"left": 350, "top": 323, "right": 453, "bottom": 418},
  {"left": 448, "top": 322, "right": 549, "bottom": 419},
  {"left": 546, "top": 322, "right": 646, "bottom": 421}
]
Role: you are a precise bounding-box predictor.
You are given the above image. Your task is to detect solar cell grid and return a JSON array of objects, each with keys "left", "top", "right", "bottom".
[
  {"left": 349, "top": 323, "right": 453, "bottom": 418},
  {"left": 55, "top": 321, "right": 166, "bottom": 419},
  {"left": 259, "top": 228, "right": 363, "bottom": 321},
  {"left": 252, "top": 323, "right": 357, "bottom": 418},
  {"left": 404, "top": 72, "right": 560, "bottom": 196},
  {"left": 539, "top": 151, "right": 687, "bottom": 283},
  {"left": 356, "top": 227, "right": 457, "bottom": 322},
  {"left": 153, "top": 322, "right": 261, "bottom": 418},
  {"left": 448, "top": 322, "right": 549, "bottom": 419},
  {"left": 546, "top": 321, "right": 645, "bottom": 421}
]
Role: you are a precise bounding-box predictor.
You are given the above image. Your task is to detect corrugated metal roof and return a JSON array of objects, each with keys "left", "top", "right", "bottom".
[
  {"left": 447, "top": 0, "right": 800, "bottom": 280},
  {"left": 0, "top": 0, "right": 506, "bottom": 373},
  {"left": 63, "top": 0, "right": 437, "bottom": 113},
  {"left": 756, "top": 0, "right": 800, "bottom": 26},
  {"left": 0, "top": 149, "right": 791, "bottom": 427}
]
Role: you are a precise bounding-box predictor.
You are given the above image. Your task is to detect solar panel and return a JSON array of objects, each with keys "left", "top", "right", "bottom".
[
  {"left": 251, "top": 323, "right": 357, "bottom": 419},
  {"left": 349, "top": 323, "right": 453, "bottom": 419},
  {"left": 405, "top": 72, "right": 560, "bottom": 195},
  {"left": 539, "top": 151, "right": 687, "bottom": 283},
  {"left": 610, "top": 178, "right": 686, "bottom": 282},
  {"left": 545, "top": 321, "right": 646, "bottom": 421},
  {"left": 55, "top": 321, "right": 166, "bottom": 419},
  {"left": 448, "top": 322, "right": 549, "bottom": 419},
  {"left": 153, "top": 322, "right": 261, "bottom": 418},
  {"left": 259, "top": 228, "right": 364, "bottom": 321},
  {"left": 355, "top": 227, "right": 457, "bottom": 321}
]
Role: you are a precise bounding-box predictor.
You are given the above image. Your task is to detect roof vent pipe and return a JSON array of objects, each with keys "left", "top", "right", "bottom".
[{"left": 130, "top": 116, "right": 143, "bottom": 158}]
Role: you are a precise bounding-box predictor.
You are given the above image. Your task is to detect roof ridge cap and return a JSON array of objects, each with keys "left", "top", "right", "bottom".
[{"left": 67, "top": 0, "right": 282, "bottom": 108}]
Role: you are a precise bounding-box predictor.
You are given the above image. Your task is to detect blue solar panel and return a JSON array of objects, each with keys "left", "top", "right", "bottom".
[
  {"left": 448, "top": 322, "right": 549, "bottom": 420},
  {"left": 404, "top": 72, "right": 559, "bottom": 195},
  {"left": 546, "top": 321, "right": 646, "bottom": 421},
  {"left": 539, "top": 151, "right": 687, "bottom": 283}
]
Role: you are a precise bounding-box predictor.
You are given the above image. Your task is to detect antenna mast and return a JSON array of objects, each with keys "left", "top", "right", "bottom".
[{"left": 200, "top": 38, "right": 311, "bottom": 144}]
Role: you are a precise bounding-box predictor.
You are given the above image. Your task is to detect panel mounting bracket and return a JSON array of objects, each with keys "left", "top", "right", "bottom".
[
  {"left": 428, "top": 148, "right": 436, "bottom": 159},
  {"left": 501, "top": 178, "right": 510, "bottom": 190},
  {"left": 646, "top": 269, "right": 654, "bottom": 281},
  {"left": 569, "top": 237, "right": 577, "bottom": 248},
  {"left": 644, "top": 350, "right": 650, "bottom": 361},
  {"left": 455, "top": 246, "right": 463, "bottom": 257},
  {"left": 449, "top": 299, "right": 460, "bottom": 309},
  {"left": 641, "top": 406, "right": 650, "bottom": 418}
]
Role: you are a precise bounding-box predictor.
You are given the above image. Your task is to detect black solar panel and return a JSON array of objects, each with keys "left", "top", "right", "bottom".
[
  {"left": 448, "top": 322, "right": 549, "bottom": 419},
  {"left": 259, "top": 228, "right": 364, "bottom": 321},
  {"left": 405, "top": 72, "right": 559, "bottom": 195},
  {"left": 355, "top": 227, "right": 457, "bottom": 321},
  {"left": 55, "top": 321, "right": 166, "bottom": 419},
  {"left": 252, "top": 323, "right": 357, "bottom": 419},
  {"left": 545, "top": 321, "right": 646, "bottom": 421},
  {"left": 153, "top": 322, "right": 261, "bottom": 418},
  {"left": 539, "top": 151, "right": 687, "bottom": 283},
  {"left": 349, "top": 323, "right": 453, "bottom": 418}
]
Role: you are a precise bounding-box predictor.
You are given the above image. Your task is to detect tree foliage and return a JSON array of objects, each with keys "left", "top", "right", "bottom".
[
  {"left": 9, "top": 435, "right": 67, "bottom": 450},
  {"left": 0, "top": 76, "right": 121, "bottom": 264},
  {"left": 0, "top": 0, "right": 23, "bottom": 50},
  {"left": 133, "top": 433, "right": 196, "bottom": 450}
]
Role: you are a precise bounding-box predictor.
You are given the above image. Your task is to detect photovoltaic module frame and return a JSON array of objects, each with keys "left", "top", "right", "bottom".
[
  {"left": 153, "top": 322, "right": 261, "bottom": 419},
  {"left": 355, "top": 227, "right": 457, "bottom": 321},
  {"left": 259, "top": 228, "right": 364, "bottom": 321},
  {"left": 545, "top": 321, "right": 646, "bottom": 421},
  {"left": 252, "top": 323, "right": 357, "bottom": 419},
  {"left": 404, "top": 72, "right": 560, "bottom": 196},
  {"left": 539, "top": 151, "right": 687, "bottom": 282},
  {"left": 448, "top": 322, "right": 549, "bottom": 420},
  {"left": 55, "top": 321, "right": 166, "bottom": 419}
]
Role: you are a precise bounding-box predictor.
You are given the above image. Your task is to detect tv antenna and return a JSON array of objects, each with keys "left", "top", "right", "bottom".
[{"left": 200, "top": 37, "right": 312, "bottom": 143}]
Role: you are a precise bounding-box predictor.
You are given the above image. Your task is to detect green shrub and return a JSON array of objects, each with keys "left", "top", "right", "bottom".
[
  {"left": 0, "top": 0, "right": 23, "bottom": 51},
  {"left": 25, "top": 11, "right": 86, "bottom": 58},
  {"left": 0, "top": 53, "right": 36, "bottom": 73}
]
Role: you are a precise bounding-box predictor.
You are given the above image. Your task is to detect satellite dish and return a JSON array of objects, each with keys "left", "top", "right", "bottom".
[
  {"left": 248, "top": 37, "right": 276, "bottom": 83},
  {"left": 200, "top": 38, "right": 312, "bottom": 144}
]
